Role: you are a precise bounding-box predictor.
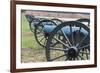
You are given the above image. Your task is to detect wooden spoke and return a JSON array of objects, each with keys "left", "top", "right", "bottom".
[
  {"left": 53, "top": 37, "right": 69, "bottom": 48},
  {"left": 50, "top": 47, "right": 68, "bottom": 51},
  {"left": 50, "top": 54, "right": 66, "bottom": 61}
]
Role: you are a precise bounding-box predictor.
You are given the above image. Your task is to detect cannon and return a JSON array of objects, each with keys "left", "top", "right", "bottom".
[
  {"left": 25, "top": 14, "right": 46, "bottom": 32},
  {"left": 25, "top": 15, "right": 63, "bottom": 47},
  {"left": 46, "top": 21, "right": 90, "bottom": 61},
  {"left": 25, "top": 15, "right": 63, "bottom": 32},
  {"left": 25, "top": 14, "right": 90, "bottom": 61}
]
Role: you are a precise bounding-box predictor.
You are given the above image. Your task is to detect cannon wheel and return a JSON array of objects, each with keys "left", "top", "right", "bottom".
[
  {"left": 34, "top": 19, "right": 57, "bottom": 48},
  {"left": 51, "top": 18, "right": 63, "bottom": 25},
  {"left": 30, "top": 18, "right": 40, "bottom": 32},
  {"left": 46, "top": 21, "right": 90, "bottom": 61},
  {"left": 30, "top": 18, "right": 46, "bottom": 32},
  {"left": 76, "top": 18, "right": 90, "bottom": 26}
]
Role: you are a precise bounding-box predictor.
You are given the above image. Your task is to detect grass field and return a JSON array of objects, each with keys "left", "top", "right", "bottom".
[
  {"left": 21, "top": 13, "right": 44, "bottom": 50},
  {"left": 21, "top": 13, "right": 46, "bottom": 63}
]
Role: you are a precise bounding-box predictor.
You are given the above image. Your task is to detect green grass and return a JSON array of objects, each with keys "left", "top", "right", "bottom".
[{"left": 21, "top": 13, "right": 43, "bottom": 50}]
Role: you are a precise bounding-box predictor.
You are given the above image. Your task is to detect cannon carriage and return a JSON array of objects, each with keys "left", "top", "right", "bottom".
[{"left": 25, "top": 14, "right": 90, "bottom": 61}]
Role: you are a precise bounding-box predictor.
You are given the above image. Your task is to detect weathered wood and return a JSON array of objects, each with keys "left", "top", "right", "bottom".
[{"left": 24, "top": 10, "right": 90, "bottom": 19}]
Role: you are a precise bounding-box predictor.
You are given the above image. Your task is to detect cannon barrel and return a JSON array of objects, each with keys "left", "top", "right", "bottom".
[{"left": 43, "top": 25, "right": 88, "bottom": 35}]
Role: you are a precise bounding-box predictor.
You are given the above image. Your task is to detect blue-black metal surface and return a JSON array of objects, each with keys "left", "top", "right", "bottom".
[{"left": 43, "top": 25, "right": 88, "bottom": 35}]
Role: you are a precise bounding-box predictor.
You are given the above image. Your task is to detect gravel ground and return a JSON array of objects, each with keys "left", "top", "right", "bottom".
[
  {"left": 21, "top": 48, "right": 90, "bottom": 63},
  {"left": 21, "top": 48, "right": 47, "bottom": 63}
]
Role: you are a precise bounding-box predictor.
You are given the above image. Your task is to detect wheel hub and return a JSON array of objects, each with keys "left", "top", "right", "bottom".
[{"left": 68, "top": 47, "right": 78, "bottom": 58}]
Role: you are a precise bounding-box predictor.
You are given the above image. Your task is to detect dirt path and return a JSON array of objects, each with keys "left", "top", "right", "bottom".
[{"left": 21, "top": 48, "right": 47, "bottom": 63}]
